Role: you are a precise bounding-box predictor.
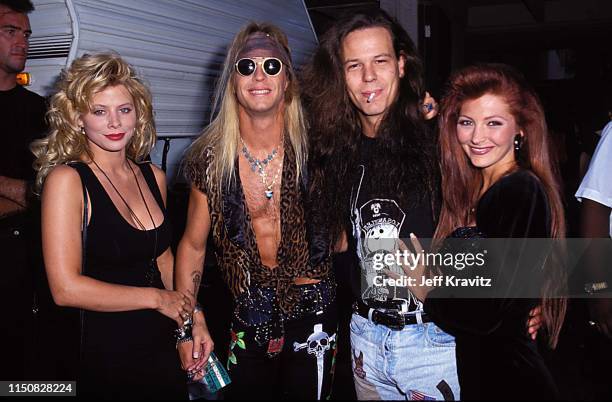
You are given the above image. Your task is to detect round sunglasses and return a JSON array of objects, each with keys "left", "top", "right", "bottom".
[{"left": 235, "top": 57, "right": 283, "bottom": 77}]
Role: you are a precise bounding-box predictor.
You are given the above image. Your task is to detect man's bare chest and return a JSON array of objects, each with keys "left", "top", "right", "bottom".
[{"left": 239, "top": 158, "right": 282, "bottom": 220}]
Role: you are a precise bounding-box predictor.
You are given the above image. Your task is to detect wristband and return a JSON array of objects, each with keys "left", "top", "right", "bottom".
[
  {"left": 584, "top": 281, "right": 609, "bottom": 294},
  {"left": 176, "top": 336, "right": 193, "bottom": 348},
  {"left": 174, "top": 318, "right": 193, "bottom": 342}
]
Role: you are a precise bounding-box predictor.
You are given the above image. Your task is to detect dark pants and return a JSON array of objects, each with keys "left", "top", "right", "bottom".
[
  {"left": 1, "top": 210, "right": 81, "bottom": 382},
  {"left": 0, "top": 213, "right": 34, "bottom": 381},
  {"left": 224, "top": 280, "right": 338, "bottom": 400}
]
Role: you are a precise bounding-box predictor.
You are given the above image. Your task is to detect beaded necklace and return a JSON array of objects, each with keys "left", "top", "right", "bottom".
[{"left": 240, "top": 138, "right": 282, "bottom": 200}]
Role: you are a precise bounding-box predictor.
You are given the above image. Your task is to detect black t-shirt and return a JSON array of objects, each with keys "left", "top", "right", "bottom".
[
  {"left": 347, "top": 135, "right": 436, "bottom": 308},
  {"left": 0, "top": 85, "right": 47, "bottom": 181},
  {"left": 0, "top": 85, "right": 47, "bottom": 379}
]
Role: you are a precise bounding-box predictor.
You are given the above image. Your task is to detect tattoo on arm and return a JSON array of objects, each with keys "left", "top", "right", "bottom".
[{"left": 192, "top": 271, "right": 202, "bottom": 297}]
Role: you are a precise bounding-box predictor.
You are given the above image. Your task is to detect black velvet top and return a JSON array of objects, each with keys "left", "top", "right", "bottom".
[{"left": 424, "top": 169, "right": 559, "bottom": 400}]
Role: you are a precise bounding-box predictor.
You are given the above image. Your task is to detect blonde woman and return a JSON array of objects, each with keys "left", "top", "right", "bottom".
[{"left": 32, "top": 53, "right": 188, "bottom": 399}]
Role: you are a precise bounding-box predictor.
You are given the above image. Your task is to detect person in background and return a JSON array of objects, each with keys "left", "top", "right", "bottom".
[
  {"left": 576, "top": 118, "right": 612, "bottom": 339},
  {"left": 0, "top": 0, "right": 46, "bottom": 381}
]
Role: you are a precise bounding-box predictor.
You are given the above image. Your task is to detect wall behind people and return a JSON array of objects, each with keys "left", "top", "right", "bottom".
[{"left": 27, "top": 0, "right": 318, "bottom": 184}]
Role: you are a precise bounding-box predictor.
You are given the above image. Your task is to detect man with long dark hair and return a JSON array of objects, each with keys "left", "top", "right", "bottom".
[{"left": 303, "top": 9, "right": 459, "bottom": 400}]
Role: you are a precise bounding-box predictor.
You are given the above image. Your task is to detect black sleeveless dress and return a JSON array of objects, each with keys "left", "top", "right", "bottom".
[{"left": 71, "top": 162, "right": 186, "bottom": 400}]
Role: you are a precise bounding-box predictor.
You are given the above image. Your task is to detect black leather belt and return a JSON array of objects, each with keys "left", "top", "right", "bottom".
[{"left": 353, "top": 300, "right": 432, "bottom": 330}]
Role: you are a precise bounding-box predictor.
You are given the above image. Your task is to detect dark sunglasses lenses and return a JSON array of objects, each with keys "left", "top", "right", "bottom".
[
  {"left": 262, "top": 58, "right": 282, "bottom": 75},
  {"left": 236, "top": 59, "right": 256, "bottom": 75},
  {"left": 236, "top": 58, "right": 282, "bottom": 76}
]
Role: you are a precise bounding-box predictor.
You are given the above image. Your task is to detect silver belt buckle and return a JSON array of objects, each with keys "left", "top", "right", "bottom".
[{"left": 392, "top": 298, "right": 409, "bottom": 314}]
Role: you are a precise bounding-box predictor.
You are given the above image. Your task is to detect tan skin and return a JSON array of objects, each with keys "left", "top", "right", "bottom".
[
  {"left": 0, "top": 193, "right": 28, "bottom": 220},
  {"left": 175, "top": 51, "right": 318, "bottom": 379},
  {"left": 42, "top": 85, "right": 192, "bottom": 335},
  {"left": 342, "top": 27, "right": 405, "bottom": 138},
  {"left": 237, "top": 94, "right": 285, "bottom": 268},
  {"left": 174, "top": 184, "right": 214, "bottom": 379}
]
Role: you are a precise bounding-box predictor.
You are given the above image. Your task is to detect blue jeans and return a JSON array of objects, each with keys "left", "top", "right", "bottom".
[{"left": 350, "top": 313, "right": 460, "bottom": 400}]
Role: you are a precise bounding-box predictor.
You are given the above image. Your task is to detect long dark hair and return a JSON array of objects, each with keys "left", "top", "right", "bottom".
[
  {"left": 435, "top": 63, "right": 567, "bottom": 347},
  {"left": 303, "top": 9, "right": 438, "bottom": 244}
]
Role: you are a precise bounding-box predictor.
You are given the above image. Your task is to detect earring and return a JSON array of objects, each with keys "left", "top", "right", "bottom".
[
  {"left": 514, "top": 133, "right": 523, "bottom": 160},
  {"left": 80, "top": 126, "right": 86, "bottom": 135}
]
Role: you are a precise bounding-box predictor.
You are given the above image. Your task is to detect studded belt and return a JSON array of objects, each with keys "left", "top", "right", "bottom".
[
  {"left": 353, "top": 299, "right": 431, "bottom": 330},
  {"left": 233, "top": 277, "right": 336, "bottom": 351}
]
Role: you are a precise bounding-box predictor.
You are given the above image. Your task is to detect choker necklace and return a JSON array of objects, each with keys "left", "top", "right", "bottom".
[
  {"left": 240, "top": 138, "right": 279, "bottom": 174},
  {"left": 240, "top": 138, "right": 282, "bottom": 200},
  {"left": 91, "top": 159, "right": 159, "bottom": 273}
]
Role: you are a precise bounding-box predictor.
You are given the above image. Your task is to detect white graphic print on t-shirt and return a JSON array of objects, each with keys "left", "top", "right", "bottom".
[{"left": 350, "top": 166, "right": 419, "bottom": 303}]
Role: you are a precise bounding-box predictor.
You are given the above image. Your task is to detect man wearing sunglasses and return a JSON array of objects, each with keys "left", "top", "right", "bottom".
[{"left": 175, "top": 23, "right": 336, "bottom": 400}]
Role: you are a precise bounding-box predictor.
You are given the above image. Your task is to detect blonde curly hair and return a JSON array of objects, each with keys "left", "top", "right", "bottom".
[{"left": 31, "top": 52, "right": 156, "bottom": 192}]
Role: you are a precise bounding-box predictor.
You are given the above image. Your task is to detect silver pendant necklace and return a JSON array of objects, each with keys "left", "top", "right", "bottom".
[{"left": 240, "top": 138, "right": 282, "bottom": 200}]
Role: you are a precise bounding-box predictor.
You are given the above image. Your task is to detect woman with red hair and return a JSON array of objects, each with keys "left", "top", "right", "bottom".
[{"left": 405, "top": 63, "right": 567, "bottom": 400}]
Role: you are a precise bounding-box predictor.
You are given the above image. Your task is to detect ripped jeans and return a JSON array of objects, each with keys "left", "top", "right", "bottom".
[{"left": 350, "top": 313, "right": 460, "bottom": 400}]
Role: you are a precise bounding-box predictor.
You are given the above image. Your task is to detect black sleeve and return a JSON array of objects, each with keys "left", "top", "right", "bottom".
[
  {"left": 22, "top": 93, "right": 48, "bottom": 181},
  {"left": 424, "top": 171, "right": 550, "bottom": 336},
  {"left": 476, "top": 171, "right": 550, "bottom": 238}
]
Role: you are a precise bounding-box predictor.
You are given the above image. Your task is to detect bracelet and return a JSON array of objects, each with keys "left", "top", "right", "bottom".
[
  {"left": 194, "top": 302, "right": 203, "bottom": 314},
  {"left": 174, "top": 321, "right": 193, "bottom": 342},
  {"left": 176, "top": 336, "right": 193, "bottom": 349},
  {"left": 584, "top": 281, "right": 609, "bottom": 295}
]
